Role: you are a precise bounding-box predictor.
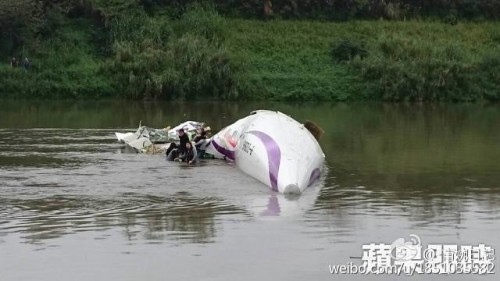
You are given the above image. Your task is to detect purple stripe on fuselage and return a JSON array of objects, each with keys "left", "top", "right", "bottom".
[
  {"left": 211, "top": 139, "right": 235, "bottom": 161},
  {"left": 308, "top": 168, "right": 321, "bottom": 187},
  {"left": 247, "top": 131, "right": 281, "bottom": 192}
]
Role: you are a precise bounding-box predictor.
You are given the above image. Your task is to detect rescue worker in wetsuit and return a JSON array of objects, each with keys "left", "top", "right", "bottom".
[
  {"left": 177, "top": 128, "right": 189, "bottom": 156},
  {"left": 166, "top": 128, "right": 190, "bottom": 160}
]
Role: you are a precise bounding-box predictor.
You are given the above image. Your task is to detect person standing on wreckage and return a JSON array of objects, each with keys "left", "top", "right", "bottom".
[{"left": 166, "top": 128, "right": 190, "bottom": 161}]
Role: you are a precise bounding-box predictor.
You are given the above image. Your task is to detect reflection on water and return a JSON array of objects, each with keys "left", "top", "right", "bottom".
[
  {"left": 0, "top": 193, "right": 249, "bottom": 244},
  {"left": 0, "top": 101, "right": 499, "bottom": 281}
]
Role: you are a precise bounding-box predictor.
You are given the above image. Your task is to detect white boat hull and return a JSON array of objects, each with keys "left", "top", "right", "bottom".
[{"left": 206, "top": 110, "right": 325, "bottom": 194}]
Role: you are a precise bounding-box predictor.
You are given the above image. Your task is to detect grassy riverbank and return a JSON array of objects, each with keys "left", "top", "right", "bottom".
[
  {"left": 0, "top": 17, "right": 112, "bottom": 99},
  {"left": 224, "top": 19, "right": 500, "bottom": 101},
  {"left": 1, "top": 6, "right": 499, "bottom": 101}
]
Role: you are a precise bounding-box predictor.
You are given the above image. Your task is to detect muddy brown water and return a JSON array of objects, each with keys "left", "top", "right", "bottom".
[{"left": 1, "top": 100, "right": 499, "bottom": 280}]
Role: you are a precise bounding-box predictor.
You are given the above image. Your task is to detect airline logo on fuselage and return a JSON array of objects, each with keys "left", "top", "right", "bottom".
[{"left": 224, "top": 129, "right": 239, "bottom": 148}]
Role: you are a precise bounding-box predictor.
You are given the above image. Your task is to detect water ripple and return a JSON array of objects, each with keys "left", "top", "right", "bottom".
[{"left": 0, "top": 193, "right": 249, "bottom": 244}]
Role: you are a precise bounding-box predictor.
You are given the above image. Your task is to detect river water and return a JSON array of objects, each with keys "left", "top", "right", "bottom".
[{"left": 0, "top": 100, "right": 499, "bottom": 280}]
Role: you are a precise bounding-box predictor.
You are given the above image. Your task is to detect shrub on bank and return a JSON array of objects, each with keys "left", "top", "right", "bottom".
[
  {"left": 351, "top": 32, "right": 500, "bottom": 102},
  {"left": 105, "top": 4, "right": 250, "bottom": 100},
  {"left": 331, "top": 38, "right": 368, "bottom": 62}
]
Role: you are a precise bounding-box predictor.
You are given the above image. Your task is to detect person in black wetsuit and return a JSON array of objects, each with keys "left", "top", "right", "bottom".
[
  {"left": 177, "top": 128, "right": 189, "bottom": 156},
  {"left": 166, "top": 128, "right": 190, "bottom": 161}
]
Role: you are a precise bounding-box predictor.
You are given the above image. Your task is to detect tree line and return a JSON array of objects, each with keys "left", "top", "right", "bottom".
[
  {"left": 146, "top": 0, "right": 500, "bottom": 20},
  {"left": 2, "top": 0, "right": 498, "bottom": 51},
  {"left": 1, "top": 0, "right": 498, "bottom": 46}
]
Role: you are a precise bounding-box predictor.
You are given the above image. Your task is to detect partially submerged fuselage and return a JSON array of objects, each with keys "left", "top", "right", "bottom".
[{"left": 205, "top": 110, "right": 325, "bottom": 194}]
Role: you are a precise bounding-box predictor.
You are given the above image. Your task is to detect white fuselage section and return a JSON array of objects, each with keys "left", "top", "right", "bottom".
[{"left": 206, "top": 110, "right": 325, "bottom": 194}]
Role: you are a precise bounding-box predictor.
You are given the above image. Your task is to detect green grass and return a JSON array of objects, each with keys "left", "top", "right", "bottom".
[
  {"left": 0, "top": 18, "right": 112, "bottom": 99},
  {"left": 223, "top": 19, "right": 500, "bottom": 101},
  {"left": 223, "top": 19, "right": 361, "bottom": 101}
]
